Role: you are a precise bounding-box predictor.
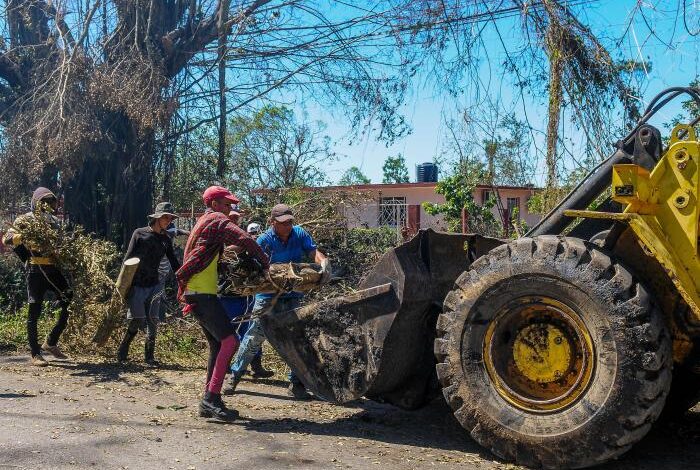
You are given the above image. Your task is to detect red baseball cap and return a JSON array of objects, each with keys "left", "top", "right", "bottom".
[{"left": 202, "top": 186, "right": 240, "bottom": 205}]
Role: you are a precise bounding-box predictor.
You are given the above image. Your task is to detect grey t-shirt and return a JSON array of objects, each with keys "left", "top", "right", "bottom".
[{"left": 157, "top": 228, "right": 188, "bottom": 283}]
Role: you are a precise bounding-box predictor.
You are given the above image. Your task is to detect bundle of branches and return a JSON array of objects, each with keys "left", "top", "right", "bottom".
[
  {"left": 219, "top": 248, "right": 321, "bottom": 297},
  {"left": 10, "top": 204, "right": 121, "bottom": 350},
  {"left": 248, "top": 189, "right": 400, "bottom": 302},
  {"left": 248, "top": 188, "right": 363, "bottom": 242}
]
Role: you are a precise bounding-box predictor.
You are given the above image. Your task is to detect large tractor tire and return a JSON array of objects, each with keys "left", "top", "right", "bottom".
[{"left": 435, "top": 236, "right": 672, "bottom": 469}]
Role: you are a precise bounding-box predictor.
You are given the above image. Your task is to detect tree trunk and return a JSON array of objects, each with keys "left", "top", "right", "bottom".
[
  {"left": 544, "top": 2, "right": 563, "bottom": 191},
  {"left": 64, "top": 113, "right": 154, "bottom": 248},
  {"left": 545, "top": 23, "right": 564, "bottom": 189},
  {"left": 216, "top": 0, "right": 230, "bottom": 178}
]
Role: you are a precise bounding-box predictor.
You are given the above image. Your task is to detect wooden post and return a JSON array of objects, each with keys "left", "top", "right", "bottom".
[
  {"left": 92, "top": 257, "right": 140, "bottom": 346},
  {"left": 461, "top": 207, "right": 469, "bottom": 233}
]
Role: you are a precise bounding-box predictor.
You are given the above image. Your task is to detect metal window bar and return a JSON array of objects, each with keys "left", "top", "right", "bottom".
[{"left": 378, "top": 197, "right": 407, "bottom": 228}]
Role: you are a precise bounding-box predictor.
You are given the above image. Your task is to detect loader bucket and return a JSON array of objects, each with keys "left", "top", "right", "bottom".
[{"left": 260, "top": 229, "right": 504, "bottom": 408}]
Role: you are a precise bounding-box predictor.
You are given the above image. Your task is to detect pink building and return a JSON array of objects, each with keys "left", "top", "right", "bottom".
[{"left": 306, "top": 182, "right": 541, "bottom": 233}]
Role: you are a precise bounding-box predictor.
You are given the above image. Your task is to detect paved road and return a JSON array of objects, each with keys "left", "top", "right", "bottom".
[{"left": 0, "top": 355, "right": 697, "bottom": 470}]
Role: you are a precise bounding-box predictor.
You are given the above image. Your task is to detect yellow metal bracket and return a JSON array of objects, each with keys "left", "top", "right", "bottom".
[
  {"left": 563, "top": 210, "right": 631, "bottom": 221},
  {"left": 570, "top": 124, "right": 700, "bottom": 323}
]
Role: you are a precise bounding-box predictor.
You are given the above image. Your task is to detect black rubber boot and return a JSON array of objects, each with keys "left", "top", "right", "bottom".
[
  {"left": 288, "top": 382, "right": 311, "bottom": 400},
  {"left": 117, "top": 329, "right": 137, "bottom": 363},
  {"left": 222, "top": 373, "right": 242, "bottom": 396},
  {"left": 144, "top": 338, "right": 159, "bottom": 368},
  {"left": 199, "top": 392, "right": 239, "bottom": 422},
  {"left": 250, "top": 355, "right": 274, "bottom": 379}
]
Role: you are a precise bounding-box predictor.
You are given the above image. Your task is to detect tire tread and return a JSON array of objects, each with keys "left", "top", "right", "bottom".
[{"left": 435, "top": 235, "right": 672, "bottom": 468}]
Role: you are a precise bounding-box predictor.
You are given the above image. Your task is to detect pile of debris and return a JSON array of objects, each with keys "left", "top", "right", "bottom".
[
  {"left": 10, "top": 205, "right": 121, "bottom": 349},
  {"left": 219, "top": 248, "right": 322, "bottom": 296}
]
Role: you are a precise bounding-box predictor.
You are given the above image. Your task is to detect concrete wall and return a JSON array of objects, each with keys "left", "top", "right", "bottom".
[{"left": 341, "top": 184, "right": 540, "bottom": 232}]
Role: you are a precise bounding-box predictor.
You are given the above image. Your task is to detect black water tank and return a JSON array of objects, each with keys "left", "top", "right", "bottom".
[{"left": 416, "top": 162, "right": 438, "bottom": 182}]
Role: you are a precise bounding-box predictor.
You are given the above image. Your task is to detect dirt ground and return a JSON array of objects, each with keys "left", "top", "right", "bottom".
[{"left": 0, "top": 354, "right": 698, "bottom": 470}]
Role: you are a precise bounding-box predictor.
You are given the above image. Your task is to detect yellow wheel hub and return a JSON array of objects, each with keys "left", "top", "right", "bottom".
[
  {"left": 513, "top": 324, "right": 572, "bottom": 384},
  {"left": 482, "top": 296, "right": 595, "bottom": 413}
]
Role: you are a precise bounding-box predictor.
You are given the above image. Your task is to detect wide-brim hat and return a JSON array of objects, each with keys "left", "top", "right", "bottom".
[{"left": 149, "top": 201, "right": 179, "bottom": 220}]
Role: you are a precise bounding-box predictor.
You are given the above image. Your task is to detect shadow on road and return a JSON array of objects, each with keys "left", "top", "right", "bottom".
[
  {"left": 600, "top": 411, "right": 700, "bottom": 469},
  {"left": 48, "top": 360, "right": 198, "bottom": 385},
  {"left": 235, "top": 388, "right": 299, "bottom": 401},
  {"left": 0, "top": 392, "right": 36, "bottom": 398},
  {"left": 237, "top": 397, "right": 490, "bottom": 455},
  {"left": 2, "top": 353, "right": 699, "bottom": 469}
]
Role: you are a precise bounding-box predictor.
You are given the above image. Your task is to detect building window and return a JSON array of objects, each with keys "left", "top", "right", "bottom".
[
  {"left": 482, "top": 190, "right": 493, "bottom": 205},
  {"left": 378, "top": 196, "right": 407, "bottom": 227},
  {"left": 507, "top": 197, "right": 521, "bottom": 221}
]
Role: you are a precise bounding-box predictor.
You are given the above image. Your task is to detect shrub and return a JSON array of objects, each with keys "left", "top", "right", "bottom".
[{"left": 0, "top": 253, "right": 26, "bottom": 313}]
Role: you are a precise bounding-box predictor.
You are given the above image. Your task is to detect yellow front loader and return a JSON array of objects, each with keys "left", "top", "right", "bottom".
[{"left": 262, "top": 87, "right": 700, "bottom": 468}]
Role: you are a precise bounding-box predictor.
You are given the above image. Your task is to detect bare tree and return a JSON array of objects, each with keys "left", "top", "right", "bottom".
[
  {"left": 0, "top": 0, "right": 276, "bottom": 242},
  {"left": 0, "top": 1, "right": 457, "bottom": 243},
  {"left": 524, "top": 0, "right": 644, "bottom": 190},
  {"left": 228, "top": 105, "right": 334, "bottom": 199}
]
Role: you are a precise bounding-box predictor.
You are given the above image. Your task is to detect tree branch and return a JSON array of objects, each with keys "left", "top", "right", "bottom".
[{"left": 163, "top": 0, "right": 273, "bottom": 77}]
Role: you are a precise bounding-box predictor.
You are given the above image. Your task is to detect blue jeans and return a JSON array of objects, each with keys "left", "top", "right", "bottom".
[
  {"left": 230, "top": 296, "right": 302, "bottom": 384},
  {"left": 219, "top": 296, "right": 261, "bottom": 361}
]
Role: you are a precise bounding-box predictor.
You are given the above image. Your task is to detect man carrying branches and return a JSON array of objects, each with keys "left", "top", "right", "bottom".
[
  {"left": 177, "top": 186, "right": 270, "bottom": 422},
  {"left": 225, "top": 204, "right": 331, "bottom": 399},
  {"left": 2, "top": 187, "right": 71, "bottom": 366}
]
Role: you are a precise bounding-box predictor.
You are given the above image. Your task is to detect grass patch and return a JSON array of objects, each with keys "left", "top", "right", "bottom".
[
  {"left": 0, "top": 304, "right": 63, "bottom": 353},
  {"left": 0, "top": 307, "right": 290, "bottom": 380}
]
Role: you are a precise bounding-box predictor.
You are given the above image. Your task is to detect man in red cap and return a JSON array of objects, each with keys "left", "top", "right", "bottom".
[{"left": 176, "top": 185, "right": 270, "bottom": 422}]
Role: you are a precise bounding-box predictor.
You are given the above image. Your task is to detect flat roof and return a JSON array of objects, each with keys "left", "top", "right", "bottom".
[{"left": 253, "top": 182, "right": 538, "bottom": 193}]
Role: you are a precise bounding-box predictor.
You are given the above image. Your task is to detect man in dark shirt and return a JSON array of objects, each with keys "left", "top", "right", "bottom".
[
  {"left": 117, "top": 202, "right": 181, "bottom": 367},
  {"left": 151, "top": 223, "right": 189, "bottom": 322}
]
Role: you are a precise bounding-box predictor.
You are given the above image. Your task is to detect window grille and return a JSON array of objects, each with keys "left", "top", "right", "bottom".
[{"left": 378, "top": 197, "right": 407, "bottom": 227}]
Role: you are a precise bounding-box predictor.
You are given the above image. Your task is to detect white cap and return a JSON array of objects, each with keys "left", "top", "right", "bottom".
[{"left": 247, "top": 222, "right": 262, "bottom": 234}]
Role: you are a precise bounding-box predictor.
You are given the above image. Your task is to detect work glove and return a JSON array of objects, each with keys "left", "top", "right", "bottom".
[{"left": 319, "top": 258, "right": 332, "bottom": 285}]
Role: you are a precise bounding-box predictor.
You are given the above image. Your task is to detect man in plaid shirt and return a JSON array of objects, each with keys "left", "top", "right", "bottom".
[{"left": 176, "top": 185, "right": 270, "bottom": 422}]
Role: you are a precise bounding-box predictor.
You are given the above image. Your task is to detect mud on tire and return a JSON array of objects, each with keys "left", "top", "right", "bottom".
[{"left": 435, "top": 235, "right": 672, "bottom": 469}]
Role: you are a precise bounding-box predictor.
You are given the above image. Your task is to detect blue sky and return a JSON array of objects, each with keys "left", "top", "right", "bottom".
[{"left": 292, "top": 1, "right": 700, "bottom": 185}]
